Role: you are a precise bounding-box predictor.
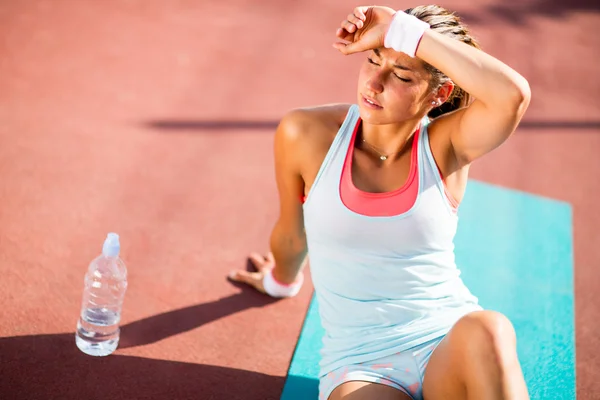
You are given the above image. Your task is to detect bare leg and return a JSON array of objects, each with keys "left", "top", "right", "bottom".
[
  {"left": 422, "top": 310, "right": 529, "bottom": 400},
  {"left": 329, "top": 381, "right": 413, "bottom": 400}
]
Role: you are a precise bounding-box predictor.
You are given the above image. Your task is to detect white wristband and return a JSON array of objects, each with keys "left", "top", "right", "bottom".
[
  {"left": 384, "top": 11, "right": 430, "bottom": 57},
  {"left": 263, "top": 269, "right": 304, "bottom": 298}
]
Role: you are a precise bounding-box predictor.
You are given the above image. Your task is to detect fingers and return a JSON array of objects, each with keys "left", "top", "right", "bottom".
[
  {"left": 248, "top": 252, "right": 271, "bottom": 271},
  {"left": 345, "top": 14, "right": 363, "bottom": 32},
  {"left": 336, "top": 27, "right": 354, "bottom": 43},
  {"left": 353, "top": 6, "right": 368, "bottom": 20},
  {"left": 228, "top": 269, "right": 266, "bottom": 293},
  {"left": 339, "top": 8, "right": 367, "bottom": 36},
  {"left": 266, "top": 252, "right": 275, "bottom": 263},
  {"left": 334, "top": 7, "right": 389, "bottom": 55},
  {"left": 332, "top": 40, "right": 368, "bottom": 55}
]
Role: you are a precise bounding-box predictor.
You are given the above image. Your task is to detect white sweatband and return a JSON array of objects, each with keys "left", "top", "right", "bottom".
[
  {"left": 263, "top": 269, "right": 304, "bottom": 298},
  {"left": 384, "top": 11, "right": 430, "bottom": 57}
]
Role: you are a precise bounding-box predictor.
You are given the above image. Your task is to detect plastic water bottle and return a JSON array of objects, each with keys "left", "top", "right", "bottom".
[{"left": 75, "top": 233, "right": 128, "bottom": 356}]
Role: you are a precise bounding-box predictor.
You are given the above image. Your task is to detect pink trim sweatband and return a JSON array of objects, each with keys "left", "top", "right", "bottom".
[
  {"left": 263, "top": 269, "right": 304, "bottom": 298},
  {"left": 384, "top": 11, "right": 430, "bottom": 57}
]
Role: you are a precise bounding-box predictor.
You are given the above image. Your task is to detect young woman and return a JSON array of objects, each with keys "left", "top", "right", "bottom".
[{"left": 229, "top": 5, "right": 531, "bottom": 400}]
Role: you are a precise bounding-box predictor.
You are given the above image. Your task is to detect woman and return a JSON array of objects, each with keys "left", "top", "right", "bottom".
[{"left": 229, "top": 4, "right": 531, "bottom": 400}]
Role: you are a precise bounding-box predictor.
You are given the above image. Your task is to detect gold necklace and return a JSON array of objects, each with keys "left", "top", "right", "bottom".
[{"left": 361, "top": 135, "right": 412, "bottom": 161}]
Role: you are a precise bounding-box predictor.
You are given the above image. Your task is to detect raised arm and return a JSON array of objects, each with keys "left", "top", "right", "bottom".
[
  {"left": 417, "top": 26, "right": 531, "bottom": 164},
  {"left": 334, "top": 6, "right": 531, "bottom": 165}
]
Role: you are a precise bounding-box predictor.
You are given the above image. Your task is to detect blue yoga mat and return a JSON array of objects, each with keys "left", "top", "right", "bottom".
[{"left": 281, "top": 180, "right": 575, "bottom": 400}]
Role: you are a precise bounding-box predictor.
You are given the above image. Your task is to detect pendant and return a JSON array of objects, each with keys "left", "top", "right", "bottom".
[{"left": 380, "top": 155, "right": 387, "bottom": 161}]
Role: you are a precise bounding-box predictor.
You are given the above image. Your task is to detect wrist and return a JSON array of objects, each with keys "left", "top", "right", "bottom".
[
  {"left": 271, "top": 267, "right": 298, "bottom": 286},
  {"left": 384, "top": 11, "right": 430, "bottom": 57},
  {"left": 263, "top": 268, "right": 304, "bottom": 298}
]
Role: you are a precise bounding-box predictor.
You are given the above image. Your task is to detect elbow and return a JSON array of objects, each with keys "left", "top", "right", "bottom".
[
  {"left": 486, "top": 74, "right": 531, "bottom": 120},
  {"left": 509, "top": 76, "right": 532, "bottom": 118}
]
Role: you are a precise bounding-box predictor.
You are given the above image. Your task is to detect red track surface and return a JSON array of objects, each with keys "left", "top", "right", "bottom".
[{"left": 1, "top": 1, "right": 598, "bottom": 399}]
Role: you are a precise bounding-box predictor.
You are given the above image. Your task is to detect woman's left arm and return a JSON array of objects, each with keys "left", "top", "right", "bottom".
[
  {"left": 417, "top": 29, "right": 531, "bottom": 164},
  {"left": 334, "top": 6, "right": 532, "bottom": 164}
]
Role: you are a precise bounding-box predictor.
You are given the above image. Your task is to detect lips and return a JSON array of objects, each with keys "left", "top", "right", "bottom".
[{"left": 362, "top": 95, "right": 382, "bottom": 109}]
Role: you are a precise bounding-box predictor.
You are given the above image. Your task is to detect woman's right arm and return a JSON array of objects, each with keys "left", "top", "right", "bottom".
[
  {"left": 229, "top": 110, "right": 310, "bottom": 293},
  {"left": 269, "top": 110, "right": 309, "bottom": 284}
]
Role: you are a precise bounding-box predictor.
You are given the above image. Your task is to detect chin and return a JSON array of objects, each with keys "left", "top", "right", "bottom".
[
  {"left": 358, "top": 107, "right": 390, "bottom": 125},
  {"left": 359, "top": 104, "right": 420, "bottom": 127}
]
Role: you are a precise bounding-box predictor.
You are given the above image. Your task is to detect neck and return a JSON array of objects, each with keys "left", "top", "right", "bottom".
[{"left": 360, "top": 117, "right": 423, "bottom": 158}]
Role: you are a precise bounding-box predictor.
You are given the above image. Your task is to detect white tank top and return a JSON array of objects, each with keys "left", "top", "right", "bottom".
[{"left": 303, "top": 104, "right": 481, "bottom": 377}]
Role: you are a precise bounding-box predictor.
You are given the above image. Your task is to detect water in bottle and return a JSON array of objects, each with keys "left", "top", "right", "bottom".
[{"left": 76, "top": 233, "right": 128, "bottom": 356}]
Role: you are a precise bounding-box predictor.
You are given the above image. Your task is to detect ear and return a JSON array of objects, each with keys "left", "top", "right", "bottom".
[{"left": 433, "top": 81, "right": 455, "bottom": 104}]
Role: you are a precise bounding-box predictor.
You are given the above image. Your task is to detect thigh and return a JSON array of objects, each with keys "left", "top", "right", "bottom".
[
  {"left": 420, "top": 332, "right": 465, "bottom": 399},
  {"left": 422, "top": 310, "right": 522, "bottom": 399},
  {"left": 329, "top": 381, "right": 413, "bottom": 400}
]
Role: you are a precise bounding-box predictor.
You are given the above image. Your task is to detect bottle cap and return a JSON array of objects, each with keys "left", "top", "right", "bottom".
[{"left": 102, "top": 233, "right": 120, "bottom": 257}]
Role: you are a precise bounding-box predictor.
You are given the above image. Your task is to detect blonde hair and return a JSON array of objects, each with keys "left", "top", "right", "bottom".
[{"left": 405, "top": 5, "right": 481, "bottom": 118}]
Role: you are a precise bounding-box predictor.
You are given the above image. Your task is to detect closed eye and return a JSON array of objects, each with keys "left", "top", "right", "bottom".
[
  {"left": 394, "top": 74, "right": 411, "bottom": 83},
  {"left": 367, "top": 58, "right": 411, "bottom": 83}
]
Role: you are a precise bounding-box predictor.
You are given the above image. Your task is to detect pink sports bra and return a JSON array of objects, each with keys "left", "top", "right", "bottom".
[{"left": 302, "top": 117, "right": 459, "bottom": 215}]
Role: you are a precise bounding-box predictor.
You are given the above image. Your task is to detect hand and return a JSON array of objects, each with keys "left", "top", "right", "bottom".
[
  {"left": 228, "top": 252, "right": 275, "bottom": 294},
  {"left": 333, "top": 6, "right": 396, "bottom": 55}
]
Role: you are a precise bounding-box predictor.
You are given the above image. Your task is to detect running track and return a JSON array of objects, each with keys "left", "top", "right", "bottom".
[{"left": 1, "top": 1, "right": 598, "bottom": 399}]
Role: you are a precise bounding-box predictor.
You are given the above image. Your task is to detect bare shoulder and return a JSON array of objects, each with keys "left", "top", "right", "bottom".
[
  {"left": 277, "top": 103, "right": 352, "bottom": 143},
  {"left": 276, "top": 103, "right": 351, "bottom": 163},
  {"left": 274, "top": 103, "right": 352, "bottom": 187}
]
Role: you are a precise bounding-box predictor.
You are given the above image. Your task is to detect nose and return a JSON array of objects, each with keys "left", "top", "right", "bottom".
[{"left": 366, "top": 72, "right": 384, "bottom": 94}]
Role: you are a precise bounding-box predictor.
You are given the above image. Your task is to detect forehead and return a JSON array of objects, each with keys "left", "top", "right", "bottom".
[{"left": 372, "top": 48, "right": 426, "bottom": 72}]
